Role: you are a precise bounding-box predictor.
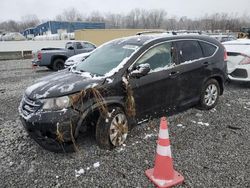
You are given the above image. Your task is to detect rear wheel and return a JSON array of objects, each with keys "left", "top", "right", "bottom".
[
  {"left": 199, "top": 79, "right": 220, "bottom": 110},
  {"left": 52, "top": 58, "right": 65, "bottom": 71},
  {"left": 95, "top": 106, "right": 129, "bottom": 150}
]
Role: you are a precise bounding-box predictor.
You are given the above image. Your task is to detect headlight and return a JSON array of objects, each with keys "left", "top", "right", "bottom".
[{"left": 42, "top": 96, "right": 70, "bottom": 110}]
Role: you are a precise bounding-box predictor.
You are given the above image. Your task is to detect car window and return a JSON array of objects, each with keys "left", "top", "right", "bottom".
[
  {"left": 199, "top": 41, "right": 217, "bottom": 57},
  {"left": 83, "top": 42, "right": 95, "bottom": 49},
  {"left": 65, "top": 42, "right": 73, "bottom": 49},
  {"left": 176, "top": 40, "right": 203, "bottom": 63},
  {"left": 134, "top": 42, "right": 176, "bottom": 73},
  {"left": 76, "top": 42, "right": 83, "bottom": 49}
]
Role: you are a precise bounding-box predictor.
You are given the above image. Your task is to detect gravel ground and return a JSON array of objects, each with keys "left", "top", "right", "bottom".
[{"left": 0, "top": 60, "right": 249, "bottom": 188}]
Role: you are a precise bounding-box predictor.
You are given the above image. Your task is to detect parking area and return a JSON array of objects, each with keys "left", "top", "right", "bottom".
[{"left": 0, "top": 59, "right": 249, "bottom": 187}]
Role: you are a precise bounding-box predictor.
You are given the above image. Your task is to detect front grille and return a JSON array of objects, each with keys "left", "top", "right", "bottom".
[
  {"left": 20, "top": 96, "right": 42, "bottom": 117},
  {"left": 230, "top": 69, "right": 248, "bottom": 78}
]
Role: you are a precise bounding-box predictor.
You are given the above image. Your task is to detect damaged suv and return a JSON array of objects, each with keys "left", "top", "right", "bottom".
[{"left": 19, "top": 33, "right": 227, "bottom": 152}]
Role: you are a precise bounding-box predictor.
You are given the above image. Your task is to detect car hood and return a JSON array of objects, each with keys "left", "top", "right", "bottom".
[{"left": 25, "top": 70, "right": 104, "bottom": 100}]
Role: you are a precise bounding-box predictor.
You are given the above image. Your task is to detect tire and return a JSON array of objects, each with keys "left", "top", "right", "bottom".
[
  {"left": 29, "top": 130, "right": 76, "bottom": 153},
  {"left": 95, "top": 106, "right": 129, "bottom": 150},
  {"left": 52, "top": 58, "right": 65, "bottom": 71},
  {"left": 198, "top": 79, "right": 220, "bottom": 110}
]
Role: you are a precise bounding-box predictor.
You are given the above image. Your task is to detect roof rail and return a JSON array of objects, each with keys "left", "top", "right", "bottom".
[
  {"left": 136, "top": 30, "right": 167, "bottom": 35},
  {"left": 136, "top": 30, "right": 203, "bottom": 36}
]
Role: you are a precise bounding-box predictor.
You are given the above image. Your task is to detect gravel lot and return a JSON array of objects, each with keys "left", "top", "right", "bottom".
[{"left": 0, "top": 59, "right": 249, "bottom": 188}]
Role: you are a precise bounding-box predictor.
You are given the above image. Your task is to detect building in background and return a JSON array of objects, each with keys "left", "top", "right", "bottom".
[
  {"left": 22, "top": 21, "right": 105, "bottom": 40},
  {"left": 75, "top": 29, "right": 159, "bottom": 46}
]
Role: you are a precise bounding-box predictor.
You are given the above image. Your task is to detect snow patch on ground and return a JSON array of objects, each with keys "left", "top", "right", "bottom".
[
  {"left": 75, "top": 168, "right": 84, "bottom": 177},
  {"left": 144, "top": 134, "right": 154, "bottom": 139},
  {"left": 197, "top": 122, "right": 210, "bottom": 126},
  {"left": 93, "top": 162, "right": 100, "bottom": 168}
]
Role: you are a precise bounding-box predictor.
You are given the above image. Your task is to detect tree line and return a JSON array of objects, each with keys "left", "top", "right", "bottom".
[{"left": 0, "top": 8, "right": 249, "bottom": 33}]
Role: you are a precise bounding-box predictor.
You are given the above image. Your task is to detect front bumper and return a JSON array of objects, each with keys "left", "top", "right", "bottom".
[{"left": 20, "top": 106, "right": 79, "bottom": 142}]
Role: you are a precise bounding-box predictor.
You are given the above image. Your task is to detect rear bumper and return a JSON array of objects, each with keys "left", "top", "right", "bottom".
[
  {"left": 228, "top": 66, "right": 250, "bottom": 82},
  {"left": 32, "top": 60, "right": 41, "bottom": 66}
]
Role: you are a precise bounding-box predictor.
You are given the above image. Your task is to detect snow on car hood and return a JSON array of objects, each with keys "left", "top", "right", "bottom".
[{"left": 25, "top": 70, "right": 104, "bottom": 100}]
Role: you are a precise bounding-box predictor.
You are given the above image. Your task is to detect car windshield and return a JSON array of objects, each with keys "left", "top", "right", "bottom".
[{"left": 75, "top": 42, "right": 139, "bottom": 76}]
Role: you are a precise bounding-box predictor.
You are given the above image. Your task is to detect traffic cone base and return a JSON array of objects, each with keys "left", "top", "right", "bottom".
[{"left": 145, "top": 168, "right": 184, "bottom": 188}]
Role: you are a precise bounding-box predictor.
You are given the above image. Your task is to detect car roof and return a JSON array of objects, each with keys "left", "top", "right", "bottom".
[{"left": 109, "top": 33, "right": 219, "bottom": 47}]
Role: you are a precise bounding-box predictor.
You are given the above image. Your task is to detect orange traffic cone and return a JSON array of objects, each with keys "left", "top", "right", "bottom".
[{"left": 145, "top": 117, "right": 184, "bottom": 188}]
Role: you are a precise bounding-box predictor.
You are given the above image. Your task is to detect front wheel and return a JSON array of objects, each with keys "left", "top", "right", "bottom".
[
  {"left": 95, "top": 107, "right": 129, "bottom": 150},
  {"left": 199, "top": 79, "right": 220, "bottom": 110}
]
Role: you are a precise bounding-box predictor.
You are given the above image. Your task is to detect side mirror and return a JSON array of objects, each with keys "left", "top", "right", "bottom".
[
  {"left": 68, "top": 46, "right": 74, "bottom": 50},
  {"left": 129, "top": 63, "right": 151, "bottom": 78}
]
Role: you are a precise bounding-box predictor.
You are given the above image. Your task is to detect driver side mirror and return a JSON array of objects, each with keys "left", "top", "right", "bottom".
[{"left": 129, "top": 63, "right": 151, "bottom": 78}]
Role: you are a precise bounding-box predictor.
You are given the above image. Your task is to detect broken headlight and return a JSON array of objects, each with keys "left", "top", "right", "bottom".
[{"left": 42, "top": 96, "right": 70, "bottom": 111}]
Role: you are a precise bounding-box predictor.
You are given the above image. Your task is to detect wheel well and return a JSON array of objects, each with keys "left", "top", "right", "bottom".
[
  {"left": 210, "top": 76, "right": 224, "bottom": 95},
  {"left": 77, "top": 102, "right": 125, "bottom": 130},
  {"left": 50, "top": 55, "right": 67, "bottom": 65}
]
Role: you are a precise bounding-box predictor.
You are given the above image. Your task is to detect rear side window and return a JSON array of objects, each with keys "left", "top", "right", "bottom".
[
  {"left": 83, "top": 42, "right": 96, "bottom": 49},
  {"left": 176, "top": 40, "right": 203, "bottom": 63},
  {"left": 199, "top": 41, "right": 217, "bottom": 57},
  {"left": 76, "top": 42, "right": 83, "bottom": 49}
]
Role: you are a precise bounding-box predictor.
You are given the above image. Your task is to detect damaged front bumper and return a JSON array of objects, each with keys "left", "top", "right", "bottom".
[{"left": 19, "top": 105, "right": 80, "bottom": 143}]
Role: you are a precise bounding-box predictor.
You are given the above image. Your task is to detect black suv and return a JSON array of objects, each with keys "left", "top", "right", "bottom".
[{"left": 19, "top": 33, "right": 228, "bottom": 152}]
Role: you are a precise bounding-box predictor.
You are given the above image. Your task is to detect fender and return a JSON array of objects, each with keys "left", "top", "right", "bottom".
[{"left": 74, "top": 96, "right": 125, "bottom": 137}]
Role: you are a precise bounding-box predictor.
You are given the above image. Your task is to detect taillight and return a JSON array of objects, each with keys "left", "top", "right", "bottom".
[
  {"left": 224, "top": 48, "right": 228, "bottom": 61},
  {"left": 37, "top": 52, "right": 42, "bottom": 60},
  {"left": 239, "top": 56, "right": 250, "bottom": 65}
]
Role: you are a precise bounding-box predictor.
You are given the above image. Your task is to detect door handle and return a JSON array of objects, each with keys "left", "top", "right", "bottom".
[
  {"left": 169, "top": 71, "right": 179, "bottom": 78},
  {"left": 203, "top": 62, "right": 209, "bottom": 67}
]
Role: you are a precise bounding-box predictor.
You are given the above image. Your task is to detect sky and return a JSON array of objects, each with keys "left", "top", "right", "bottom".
[{"left": 1, "top": 0, "right": 250, "bottom": 22}]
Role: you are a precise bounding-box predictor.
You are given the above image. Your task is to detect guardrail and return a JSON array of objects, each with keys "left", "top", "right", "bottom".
[{"left": 0, "top": 50, "right": 32, "bottom": 60}]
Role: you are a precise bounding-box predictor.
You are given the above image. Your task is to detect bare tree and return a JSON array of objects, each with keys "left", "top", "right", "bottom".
[
  {"left": 86, "top": 11, "right": 105, "bottom": 22},
  {"left": 105, "top": 13, "right": 124, "bottom": 28},
  {"left": 148, "top": 9, "right": 167, "bottom": 28},
  {"left": 55, "top": 8, "right": 83, "bottom": 22}
]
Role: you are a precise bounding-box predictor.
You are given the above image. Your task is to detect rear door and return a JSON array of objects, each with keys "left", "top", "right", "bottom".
[
  {"left": 175, "top": 40, "right": 217, "bottom": 106},
  {"left": 128, "top": 42, "right": 180, "bottom": 119},
  {"left": 74, "top": 42, "right": 87, "bottom": 54}
]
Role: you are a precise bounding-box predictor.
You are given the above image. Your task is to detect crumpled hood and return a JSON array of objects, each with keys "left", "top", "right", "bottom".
[{"left": 25, "top": 70, "right": 104, "bottom": 100}]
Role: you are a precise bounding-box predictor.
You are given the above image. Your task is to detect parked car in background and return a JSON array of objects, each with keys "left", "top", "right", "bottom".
[
  {"left": 223, "top": 39, "right": 250, "bottom": 82},
  {"left": 19, "top": 33, "right": 227, "bottom": 153},
  {"left": 64, "top": 52, "right": 92, "bottom": 68},
  {"left": 210, "top": 34, "right": 237, "bottom": 43},
  {"left": 32, "top": 41, "right": 96, "bottom": 70}
]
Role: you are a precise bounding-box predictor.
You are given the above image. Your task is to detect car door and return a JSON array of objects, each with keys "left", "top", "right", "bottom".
[
  {"left": 175, "top": 40, "right": 209, "bottom": 106},
  {"left": 128, "top": 42, "right": 180, "bottom": 119}
]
